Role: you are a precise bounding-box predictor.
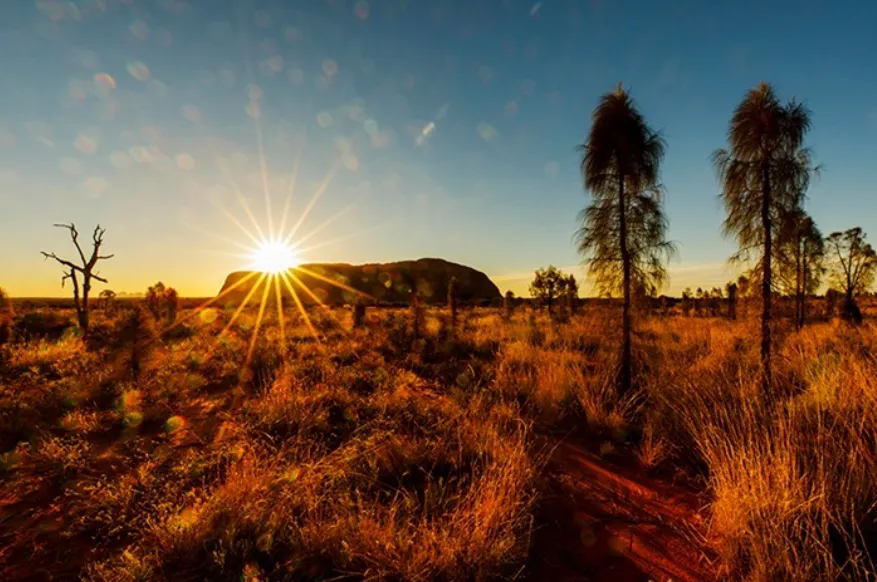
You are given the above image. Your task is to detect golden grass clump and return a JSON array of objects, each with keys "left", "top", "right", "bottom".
[{"left": 644, "top": 317, "right": 877, "bottom": 580}]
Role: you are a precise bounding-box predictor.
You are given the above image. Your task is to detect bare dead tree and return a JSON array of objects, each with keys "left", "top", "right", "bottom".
[{"left": 41, "top": 223, "right": 113, "bottom": 338}]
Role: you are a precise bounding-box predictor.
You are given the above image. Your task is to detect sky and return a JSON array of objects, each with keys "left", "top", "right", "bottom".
[{"left": 1, "top": 0, "right": 876, "bottom": 298}]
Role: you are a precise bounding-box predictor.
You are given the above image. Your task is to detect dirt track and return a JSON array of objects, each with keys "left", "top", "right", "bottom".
[{"left": 529, "top": 439, "right": 717, "bottom": 582}]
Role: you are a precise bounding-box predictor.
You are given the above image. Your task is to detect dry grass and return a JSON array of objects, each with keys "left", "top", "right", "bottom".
[
  {"left": 642, "top": 316, "right": 877, "bottom": 581},
  {"left": 1, "top": 303, "right": 876, "bottom": 580}
]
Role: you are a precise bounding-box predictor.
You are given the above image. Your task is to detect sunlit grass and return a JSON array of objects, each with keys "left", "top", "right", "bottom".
[{"left": 3, "top": 305, "right": 877, "bottom": 580}]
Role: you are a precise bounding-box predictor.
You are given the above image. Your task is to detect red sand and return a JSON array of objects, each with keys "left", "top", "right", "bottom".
[{"left": 528, "top": 439, "right": 718, "bottom": 582}]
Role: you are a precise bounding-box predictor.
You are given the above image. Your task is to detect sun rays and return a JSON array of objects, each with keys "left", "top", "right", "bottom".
[
  {"left": 151, "top": 10, "right": 393, "bottom": 372},
  {"left": 173, "top": 164, "right": 366, "bottom": 366},
  {"left": 166, "top": 130, "right": 378, "bottom": 371}
]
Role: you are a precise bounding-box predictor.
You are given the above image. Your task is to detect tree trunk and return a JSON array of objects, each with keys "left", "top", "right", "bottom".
[
  {"left": 800, "top": 259, "right": 807, "bottom": 328},
  {"left": 842, "top": 270, "right": 858, "bottom": 322},
  {"left": 761, "top": 164, "right": 773, "bottom": 403},
  {"left": 618, "top": 172, "right": 632, "bottom": 396},
  {"left": 843, "top": 288, "right": 860, "bottom": 323},
  {"left": 70, "top": 271, "right": 87, "bottom": 335},
  {"left": 728, "top": 289, "right": 737, "bottom": 320},
  {"left": 81, "top": 277, "right": 91, "bottom": 338},
  {"left": 795, "top": 238, "right": 801, "bottom": 329}
]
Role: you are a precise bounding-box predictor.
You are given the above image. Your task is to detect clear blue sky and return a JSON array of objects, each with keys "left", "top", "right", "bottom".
[{"left": 1, "top": 0, "right": 876, "bottom": 297}]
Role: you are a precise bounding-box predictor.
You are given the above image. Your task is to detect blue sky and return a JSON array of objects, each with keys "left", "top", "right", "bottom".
[{"left": 1, "top": 0, "right": 876, "bottom": 297}]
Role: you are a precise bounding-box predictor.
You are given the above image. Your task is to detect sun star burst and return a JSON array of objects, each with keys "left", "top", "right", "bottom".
[
  {"left": 250, "top": 239, "right": 299, "bottom": 274},
  {"left": 165, "top": 87, "right": 377, "bottom": 368}
]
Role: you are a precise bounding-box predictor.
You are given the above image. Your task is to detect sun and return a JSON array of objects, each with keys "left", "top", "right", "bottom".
[{"left": 250, "top": 239, "right": 299, "bottom": 273}]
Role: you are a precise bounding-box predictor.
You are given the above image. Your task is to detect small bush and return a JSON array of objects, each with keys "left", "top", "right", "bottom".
[{"left": 14, "top": 310, "right": 73, "bottom": 341}]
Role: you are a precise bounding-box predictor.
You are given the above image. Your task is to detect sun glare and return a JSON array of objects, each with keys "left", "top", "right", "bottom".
[
  {"left": 172, "top": 68, "right": 376, "bottom": 360},
  {"left": 251, "top": 239, "right": 299, "bottom": 273}
]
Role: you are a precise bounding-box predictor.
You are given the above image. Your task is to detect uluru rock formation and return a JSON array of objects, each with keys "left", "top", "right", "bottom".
[{"left": 218, "top": 258, "right": 502, "bottom": 305}]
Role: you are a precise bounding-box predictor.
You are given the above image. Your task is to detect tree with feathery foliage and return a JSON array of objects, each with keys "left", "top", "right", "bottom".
[
  {"left": 577, "top": 83, "right": 675, "bottom": 395},
  {"left": 712, "top": 82, "right": 816, "bottom": 401}
]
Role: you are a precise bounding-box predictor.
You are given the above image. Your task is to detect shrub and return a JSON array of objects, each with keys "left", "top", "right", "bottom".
[
  {"left": 14, "top": 310, "right": 73, "bottom": 341},
  {"left": 117, "top": 306, "right": 157, "bottom": 378},
  {"left": 352, "top": 302, "right": 366, "bottom": 329},
  {"left": 0, "top": 288, "right": 12, "bottom": 345}
]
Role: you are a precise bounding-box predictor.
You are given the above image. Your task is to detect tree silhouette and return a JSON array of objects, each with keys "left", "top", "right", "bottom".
[
  {"left": 119, "top": 305, "right": 156, "bottom": 378},
  {"left": 736, "top": 275, "right": 750, "bottom": 298},
  {"left": 145, "top": 282, "right": 166, "bottom": 320},
  {"left": 41, "top": 223, "right": 113, "bottom": 338},
  {"left": 0, "top": 287, "right": 10, "bottom": 314},
  {"left": 776, "top": 210, "right": 824, "bottom": 328},
  {"left": 0, "top": 287, "right": 12, "bottom": 345},
  {"left": 712, "top": 82, "right": 816, "bottom": 399},
  {"left": 825, "top": 227, "right": 877, "bottom": 323},
  {"left": 708, "top": 287, "right": 723, "bottom": 316},
  {"left": 681, "top": 287, "right": 693, "bottom": 315},
  {"left": 447, "top": 276, "right": 459, "bottom": 329},
  {"left": 503, "top": 290, "right": 515, "bottom": 320},
  {"left": 824, "top": 288, "right": 842, "bottom": 319},
  {"left": 694, "top": 287, "right": 704, "bottom": 315},
  {"left": 164, "top": 287, "right": 179, "bottom": 324},
  {"left": 562, "top": 274, "right": 579, "bottom": 314},
  {"left": 352, "top": 300, "right": 366, "bottom": 329},
  {"left": 529, "top": 266, "right": 565, "bottom": 313},
  {"left": 736, "top": 274, "right": 751, "bottom": 318},
  {"left": 145, "top": 282, "right": 180, "bottom": 323},
  {"left": 410, "top": 289, "right": 423, "bottom": 338},
  {"left": 99, "top": 289, "right": 117, "bottom": 312},
  {"left": 577, "top": 83, "right": 674, "bottom": 395},
  {"left": 725, "top": 282, "right": 738, "bottom": 320}
]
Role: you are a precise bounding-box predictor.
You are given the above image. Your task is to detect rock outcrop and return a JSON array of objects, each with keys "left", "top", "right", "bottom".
[{"left": 217, "top": 258, "right": 502, "bottom": 305}]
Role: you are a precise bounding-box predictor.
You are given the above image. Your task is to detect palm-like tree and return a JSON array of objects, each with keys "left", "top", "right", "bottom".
[
  {"left": 578, "top": 83, "right": 674, "bottom": 395},
  {"left": 713, "top": 82, "right": 815, "bottom": 399}
]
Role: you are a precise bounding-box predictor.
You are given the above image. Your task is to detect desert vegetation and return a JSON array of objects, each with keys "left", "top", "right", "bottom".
[
  {"left": 3, "top": 80, "right": 877, "bottom": 582},
  {"left": 2, "top": 299, "right": 877, "bottom": 581}
]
